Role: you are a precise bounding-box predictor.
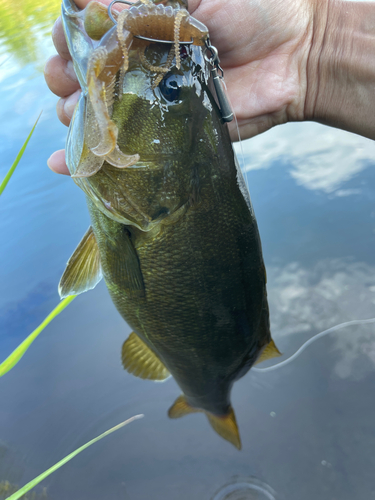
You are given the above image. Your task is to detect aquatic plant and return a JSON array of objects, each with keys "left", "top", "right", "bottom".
[
  {"left": 3, "top": 415, "right": 143, "bottom": 500},
  {"left": 0, "top": 113, "right": 78, "bottom": 378},
  {"left": 0, "top": 296, "right": 75, "bottom": 377},
  {"left": 0, "top": 113, "right": 41, "bottom": 196},
  {"left": 0, "top": 481, "right": 47, "bottom": 500},
  {"left": 0, "top": 113, "right": 77, "bottom": 378},
  {"left": 0, "top": 0, "right": 61, "bottom": 67}
]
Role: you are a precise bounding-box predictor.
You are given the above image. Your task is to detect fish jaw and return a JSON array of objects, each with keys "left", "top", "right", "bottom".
[{"left": 61, "top": 0, "right": 93, "bottom": 92}]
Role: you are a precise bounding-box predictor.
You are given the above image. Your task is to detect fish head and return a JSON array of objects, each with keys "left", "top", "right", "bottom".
[
  {"left": 73, "top": 41, "right": 219, "bottom": 230},
  {"left": 63, "top": 0, "right": 214, "bottom": 230},
  {"left": 114, "top": 42, "right": 210, "bottom": 160}
]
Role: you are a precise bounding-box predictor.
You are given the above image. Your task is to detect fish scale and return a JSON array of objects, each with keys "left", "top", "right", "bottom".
[{"left": 88, "top": 152, "right": 266, "bottom": 381}]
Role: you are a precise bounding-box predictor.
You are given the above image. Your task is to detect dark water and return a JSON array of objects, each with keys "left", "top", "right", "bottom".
[{"left": 1, "top": 3, "right": 375, "bottom": 499}]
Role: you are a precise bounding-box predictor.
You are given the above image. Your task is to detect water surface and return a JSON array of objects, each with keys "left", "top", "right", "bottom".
[{"left": 1, "top": 2, "right": 375, "bottom": 499}]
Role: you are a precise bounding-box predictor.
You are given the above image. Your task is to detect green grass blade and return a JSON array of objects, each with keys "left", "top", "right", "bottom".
[
  {"left": 0, "top": 295, "right": 76, "bottom": 377},
  {"left": 5, "top": 414, "right": 144, "bottom": 500},
  {"left": 0, "top": 111, "right": 42, "bottom": 196}
]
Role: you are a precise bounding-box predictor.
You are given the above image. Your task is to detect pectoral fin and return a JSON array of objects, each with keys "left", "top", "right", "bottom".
[
  {"left": 122, "top": 332, "right": 170, "bottom": 381},
  {"left": 168, "top": 395, "right": 241, "bottom": 449},
  {"left": 255, "top": 339, "right": 281, "bottom": 365},
  {"left": 59, "top": 226, "right": 102, "bottom": 298},
  {"left": 86, "top": 200, "right": 145, "bottom": 296},
  {"left": 109, "top": 229, "right": 145, "bottom": 295}
]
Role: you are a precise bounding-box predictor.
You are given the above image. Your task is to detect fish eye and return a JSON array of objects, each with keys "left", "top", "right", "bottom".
[{"left": 159, "top": 72, "right": 183, "bottom": 102}]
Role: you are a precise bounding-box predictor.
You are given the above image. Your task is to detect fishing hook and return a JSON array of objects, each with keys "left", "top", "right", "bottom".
[{"left": 107, "top": 0, "right": 193, "bottom": 44}]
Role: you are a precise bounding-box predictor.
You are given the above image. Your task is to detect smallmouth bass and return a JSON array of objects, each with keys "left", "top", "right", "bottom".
[{"left": 59, "top": 0, "right": 280, "bottom": 449}]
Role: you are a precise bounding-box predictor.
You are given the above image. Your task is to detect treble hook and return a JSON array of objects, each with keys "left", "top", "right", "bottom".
[{"left": 107, "top": 0, "right": 193, "bottom": 44}]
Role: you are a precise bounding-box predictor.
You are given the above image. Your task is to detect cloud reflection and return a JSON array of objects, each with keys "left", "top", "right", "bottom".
[
  {"left": 267, "top": 259, "right": 375, "bottom": 380},
  {"left": 235, "top": 122, "right": 375, "bottom": 193}
]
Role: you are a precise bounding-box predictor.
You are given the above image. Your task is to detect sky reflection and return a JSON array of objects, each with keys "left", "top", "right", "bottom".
[
  {"left": 236, "top": 122, "right": 375, "bottom": 193},
  {"left": 261, "top": 260, "right": 375, "bottom": 380}
]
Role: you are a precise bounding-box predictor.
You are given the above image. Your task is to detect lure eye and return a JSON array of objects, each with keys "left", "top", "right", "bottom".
[{"left": 159, "top": 72, "right": 183, "bottom": 102}]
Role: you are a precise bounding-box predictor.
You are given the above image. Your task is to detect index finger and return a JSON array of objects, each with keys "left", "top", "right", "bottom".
[{"left": 52, "top": 17, "right": 71, "bottom": 60}]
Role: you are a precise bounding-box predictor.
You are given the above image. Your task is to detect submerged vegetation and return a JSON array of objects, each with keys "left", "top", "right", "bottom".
[
  {"left": 0, "top": 0, "right": 60, "bottom": 68},
  {"left": 0, "top": 481, "right": 48, "bottom": 500},
  {"left": 3, "top": 416, "right": 143, "bottom": 500}
]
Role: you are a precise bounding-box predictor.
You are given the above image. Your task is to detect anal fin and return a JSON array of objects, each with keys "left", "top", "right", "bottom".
[
  {"left": 122, "top": 332, "right": 170, "bottom": 381},
  {"left": 59, "top": 226, "right": 102, "bottom": 298},
  {"left": 255, "top": 339, "right": 281, "bottom": 365}
]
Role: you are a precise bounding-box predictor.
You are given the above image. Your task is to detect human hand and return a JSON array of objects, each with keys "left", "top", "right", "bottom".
[
  {"left": 44, "top": 0, "right": 317, "bottom": 174},
  {"left": 189, "top": 0, "right": 315, "bottom": 138}
]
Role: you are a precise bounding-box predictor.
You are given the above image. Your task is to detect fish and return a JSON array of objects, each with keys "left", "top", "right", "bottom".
[{"left": 59, "top": 0, "right": 280, "bottom": 449}]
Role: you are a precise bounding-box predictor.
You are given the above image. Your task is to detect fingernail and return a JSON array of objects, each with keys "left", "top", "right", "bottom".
[
  {"left": 63, "top": 92, "right": 77, "bottom": 118},
  {"left": 64, "top": 60, "right": 78, "bottom": 82}
]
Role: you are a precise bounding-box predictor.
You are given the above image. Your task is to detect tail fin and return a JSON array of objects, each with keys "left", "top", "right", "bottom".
[
  {"left": 206, "top": 408, "right": 241, "bottom": 450},
  {"left": 168, "top": 395, "right": 241, "bottom": 449}
]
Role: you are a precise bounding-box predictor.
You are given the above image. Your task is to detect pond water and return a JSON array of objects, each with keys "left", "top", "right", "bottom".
[{"left": 1, "top": 1, "right": 375, "bottom": 499}]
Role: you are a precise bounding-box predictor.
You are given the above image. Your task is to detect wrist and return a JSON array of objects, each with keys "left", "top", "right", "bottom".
[
  {"left": 303, "top": 0, "right": 331, "bottom": 123},
  {"left": 304, "top": 0, "right": 375, "bottom": 139}
]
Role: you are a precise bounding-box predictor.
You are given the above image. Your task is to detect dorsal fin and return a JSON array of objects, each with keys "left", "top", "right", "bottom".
[
  {"left": 255, "top": 339, "right": 281, "bottom": 365},
  {"left": 122, "top": 332, "right": 170, "bottom": 381},
  {"left": 59, "top": 226, "right": 102, "bottom": 298}
]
